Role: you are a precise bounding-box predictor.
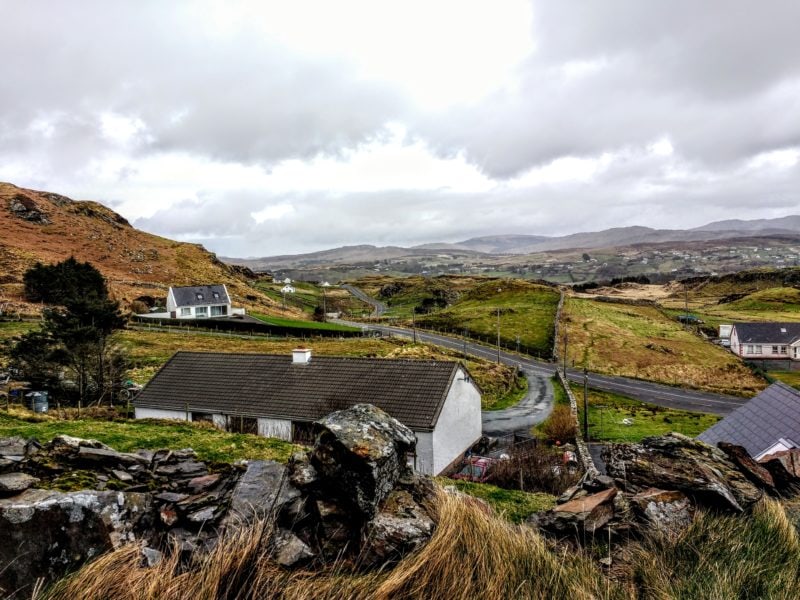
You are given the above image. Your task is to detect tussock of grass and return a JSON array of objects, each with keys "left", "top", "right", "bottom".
[{"left": 630, "top": 499, "right": 800, "bottom": 599}]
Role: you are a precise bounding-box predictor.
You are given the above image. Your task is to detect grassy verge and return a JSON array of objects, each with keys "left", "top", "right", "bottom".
[
  {"left": 437, "top": 478, "right": 556, "bottom": 523},
  {"left": 770, "top": 370, "right": 800, "bottom": 389},
  {"left": 251, "top": 313, "right": 360, "bottom": 332},
  {"left": 0, "top": 409, "right": 297, "bottom": 463},
  {"left": 570, "top": 384, "right": 720, "bottom": 443},
  {"left": 563, "top": 297, "right": 765, "bottom": 396}
]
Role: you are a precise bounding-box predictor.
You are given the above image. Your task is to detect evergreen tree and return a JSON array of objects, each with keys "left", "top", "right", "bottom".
[{"left": 11, "top": 259, "right": 127, "bottom": 406}]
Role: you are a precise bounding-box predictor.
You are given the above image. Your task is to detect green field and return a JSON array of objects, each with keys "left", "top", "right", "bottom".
[
  {"left": 0, "top": 409, "right": 297, "bottom": 463},
  {"left": 570, "top": 385, "right": 721, "bottom": 443},
  {"left": 415, "top": 279, "right": 560, "bottom": 358},
  {"left": 437, "top": 478, "right": 555, "bottom": 523},
  {"left": 770, "top": 371, "right": 800, "bottom": 389},
  {"left": 563, "top": 297, "right": 765, "bottom": 396},
  {"left": 251, "top": 312, "right": 360, "bottom": 332}
]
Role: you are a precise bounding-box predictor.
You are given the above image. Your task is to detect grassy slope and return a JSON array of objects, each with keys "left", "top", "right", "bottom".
[
  {"left": 415, "top": 279, "right": 560, "bottom": 357},
  {"left": 563, "top": 297, "right": 765, "bottom": 396},
  {"left": 0, "top": 182, "right": 288, "bottom": 317},
  {"left": 0, "top": 409, "right": 297, "bottom": 463},
  {"left": 770, "top": 371, "right": 800, "bottom": 389},
  {"left": 570, "top": 384, "right": 720, "bottom": 443}
]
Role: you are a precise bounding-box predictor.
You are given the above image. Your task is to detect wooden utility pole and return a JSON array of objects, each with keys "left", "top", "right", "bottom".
[
  {"left": 583, "top": 366, "right": 589, "bottom": 442},
  {"left": 496, "top": 306, "right": 501, "bottom": 364}
]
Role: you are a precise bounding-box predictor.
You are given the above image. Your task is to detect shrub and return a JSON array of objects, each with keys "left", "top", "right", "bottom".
[
  {"left": 541, "top": 405, "right": 577, "bottom": 444},
  {"left": 490, "top": 444, "right": 581, "bottom": 496}
]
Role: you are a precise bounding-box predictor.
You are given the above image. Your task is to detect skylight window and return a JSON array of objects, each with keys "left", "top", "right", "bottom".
[
  {"left": 196, "top": 293, "right": 204, "bottom": 300},
  {"left": 781, "top": 328, "right": 787, "bottom": 333}
]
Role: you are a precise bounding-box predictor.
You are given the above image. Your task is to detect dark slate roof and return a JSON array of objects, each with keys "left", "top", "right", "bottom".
[
  {"left": 697, "top": 382, "right": 800, "bottom": 457},
  {"left": 732, "top": 322, "right": 800, "bottom": 344},
  {"left": 133, "top": 352, "right": 465, "bottom": 431},
  {"left": 170, "top": 285, "right": 229, "bottom": 307}
]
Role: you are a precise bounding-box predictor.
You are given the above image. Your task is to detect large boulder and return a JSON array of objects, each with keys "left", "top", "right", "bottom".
[
  {"left": 0, "top": 489, "right": 149, "bottom": 598},
  {"left": 361, "top": 489, "right": 435, "bottom": 566},
  {"left": 603, "top": 433, "right": 762, "bottom": 512},
  {"left": 223, "top": 460, "right": 302, "bottom": 526},
  {"left": 311, "top": 404, "right": 417, "bottom": 518}
]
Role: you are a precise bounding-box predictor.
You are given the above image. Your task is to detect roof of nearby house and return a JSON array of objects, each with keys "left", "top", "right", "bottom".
[
  {"left": 170, "top": 285, "right": 230, "bottom": 307},
  {"left": 732, "top": 322, "right": 800, "bottom": 344},
  {"left": 697, "top": 382, "right": 800, "bottom": 458},
  {"left": 133, "top": 352, "right": 472, "bottom": 431}
]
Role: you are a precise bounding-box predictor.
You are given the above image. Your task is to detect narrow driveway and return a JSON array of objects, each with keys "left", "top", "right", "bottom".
[{"left": 481, "top": 370, "right": 554, "bottom": 436}]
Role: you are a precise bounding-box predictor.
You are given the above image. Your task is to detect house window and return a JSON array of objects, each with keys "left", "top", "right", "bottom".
[
  {"left": 213, "top": 292, "right": 220, "bottom": 299},
  {"left": 755, "top": 345, "right": 762, "bottom": 354},
  {"left": 211, "top": 305, "right": 227, "bottom": 316},
  {"left": 180, "top": 307, "right": 191, "bottom": 317},
  {"left": 195, "top": 306, "right": 208, "bottom": 317},
  {"left": 229, "top": 416, "right": 258, "bottom": 435},
  {"left": 773, "top": 346, "right": 780, "bottom": 354},
  {"left": 192, "top": 412, "right": 213, "bottom": 423},
  {"left": 196, "top": 293, "right": 204, "bottom": 301},
  {"left": 292, "top": 421, "right": 316, "bottom": 445},
  {"left": 746, "top": 345, "right": 754, "bottom": 355},
  {"left": 781, "top": 346, "right": 788, "bottom": 355}
]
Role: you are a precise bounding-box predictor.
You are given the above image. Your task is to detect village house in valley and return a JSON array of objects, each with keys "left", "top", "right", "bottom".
[
  {"left": 132, "top": 349, "right": 482, "bottom": 475},
  {"left": 166, "top": 284, "right": 232, "bottom": 319},
  {"left": 729, "top": 322, "right": 800, "bottom": 362}
]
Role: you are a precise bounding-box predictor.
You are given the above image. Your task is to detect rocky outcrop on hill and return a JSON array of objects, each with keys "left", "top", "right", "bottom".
[
  {"left": 0, "top": 404, "right": 436, "bottom": 598},
  {"left": 529, "top": 433, "right": 791, "bottom": 543}
]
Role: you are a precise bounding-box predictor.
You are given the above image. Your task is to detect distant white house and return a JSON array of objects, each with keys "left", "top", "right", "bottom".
[
  {"left": 281, "top": 285, "right": 296, "bottom": 294},
  {"left": 166, "top": 284, "right": 233, "bottom": 319}
]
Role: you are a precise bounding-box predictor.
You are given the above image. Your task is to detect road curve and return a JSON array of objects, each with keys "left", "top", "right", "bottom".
[
  {"left": 340, "top": 284, "right": 387, "bottom": 316},
  {"left": 340, "top": 321, "right": 748, "bottom": 416},
  {"left": 481, "top": 370, "right": 554, "bottom": 436}
]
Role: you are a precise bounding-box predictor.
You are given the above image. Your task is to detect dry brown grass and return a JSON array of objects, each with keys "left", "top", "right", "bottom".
[
  {"left": 47, "top": 490, "right": 615, "bottom": 600},
  {"left": 562, "top": 297, "right": 765, "bottom": 396}
]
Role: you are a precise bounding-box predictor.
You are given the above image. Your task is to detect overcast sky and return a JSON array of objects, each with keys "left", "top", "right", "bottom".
[{"left": 2, "top": 1, "right": 799, "bottom": 257}]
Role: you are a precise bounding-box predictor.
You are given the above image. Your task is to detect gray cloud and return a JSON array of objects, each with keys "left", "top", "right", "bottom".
[{"left": 1, "top": 0, "right": 799, "bottom": 257}]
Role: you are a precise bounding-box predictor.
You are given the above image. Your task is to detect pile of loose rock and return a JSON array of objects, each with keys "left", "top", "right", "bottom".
[
  {"left": 0, "top": 404, "right": 438, "bottom": 598},
  {"left": 529, "top": 432, "right": 800, "bottom": 543}
]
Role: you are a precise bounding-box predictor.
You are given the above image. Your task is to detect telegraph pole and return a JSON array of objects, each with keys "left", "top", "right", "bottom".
[
  {"left": 412, "top": 311, "right": 417, "bottom": 344},
  {"left": 563, "top": 331, "right": 568, "bottom": 375},
  {"left": 496, "top": 306, "right": 501, "bottom": 364},
  {"left": 583, "top": 365, "right": 589, "bottom": 442}
]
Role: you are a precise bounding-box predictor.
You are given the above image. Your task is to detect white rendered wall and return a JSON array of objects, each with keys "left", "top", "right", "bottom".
[
  {"left": 212, "top": 414, "right": 227, "bottom": 430},
  {"left": 414, "top": 432, "right": 434, "bottom": 475},
  {"left": 135, "top": 407, "right": 188, "bottom": 421},
  {"left": 431, "top": 368, "right": 482, "bottom": 475},
  {"left": 258, "top": 417, "right": 292, "bottom": 440}
]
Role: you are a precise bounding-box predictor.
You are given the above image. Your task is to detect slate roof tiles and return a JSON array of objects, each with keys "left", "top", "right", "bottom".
[
  {"left": 133, "top": 352, "right": 464, "bottom": 431},
  {"left": 697, "top": 382, "right": 800, "bottom": 458}
]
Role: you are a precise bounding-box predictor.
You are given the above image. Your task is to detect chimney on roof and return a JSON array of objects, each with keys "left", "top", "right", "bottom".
[{"left": 292, "top": 348, "right": 311, "bottom": 364}]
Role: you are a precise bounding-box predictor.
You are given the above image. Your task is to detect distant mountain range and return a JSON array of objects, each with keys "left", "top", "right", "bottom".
[{"left": 224, "top": 216, "right": 800, "bottom": 270}]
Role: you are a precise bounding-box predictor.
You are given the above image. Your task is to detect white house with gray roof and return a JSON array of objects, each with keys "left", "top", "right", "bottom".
[
  {"left": 730, "top": 322, "right": 800, "bottom": 361},
  {"left": 698, "top": 382, "right": 800, "bottom": 460},
  {"left": 166, "top": 284, "right": 232, "bottom": 319}
]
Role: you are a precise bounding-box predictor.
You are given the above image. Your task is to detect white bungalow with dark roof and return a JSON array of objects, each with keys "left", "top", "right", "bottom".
[
  {"left": 166, "top": 284, "right": 232, "bottom": 319},
  {"left": 729, "top": 322, "right": 800, "bottom": 361},
  {"left": 133, "top": 349, "right": 482, "bottom": 475}
]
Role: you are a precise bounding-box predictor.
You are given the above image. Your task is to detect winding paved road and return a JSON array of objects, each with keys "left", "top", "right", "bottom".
[
  {"left": 481, "top": 369, "right": 554, "bottom": 436},
  {"left": 341, "top": 321, "right": 748, "bottom": 417},
  {"left": 340, "top": 285, "right": 386, "bottom": 316}
]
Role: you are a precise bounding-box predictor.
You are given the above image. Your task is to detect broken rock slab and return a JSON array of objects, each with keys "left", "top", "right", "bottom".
[
  {"left": 718, "top": 442, "right": 776, "bottom": 493},
  {"left": 759, "top": 449, "right": 800, "bottom": 491},
  {"left": 0, "top": 472, "right": 39, "bottom": 495},
  {"left": 603, "top": 433, "right": 762, "bottom": 512},
  {"left": 630, "top": 488, "right": 694, "bottom": 536},
  {"left": 361, "top": 489, "right": 435, "bottom": 567},
  {"left": 223, "top": 460, "right": 301, "bottom": 527},
  {"left": 531, "top": 487, "right": 617, "bottom": 537}
]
